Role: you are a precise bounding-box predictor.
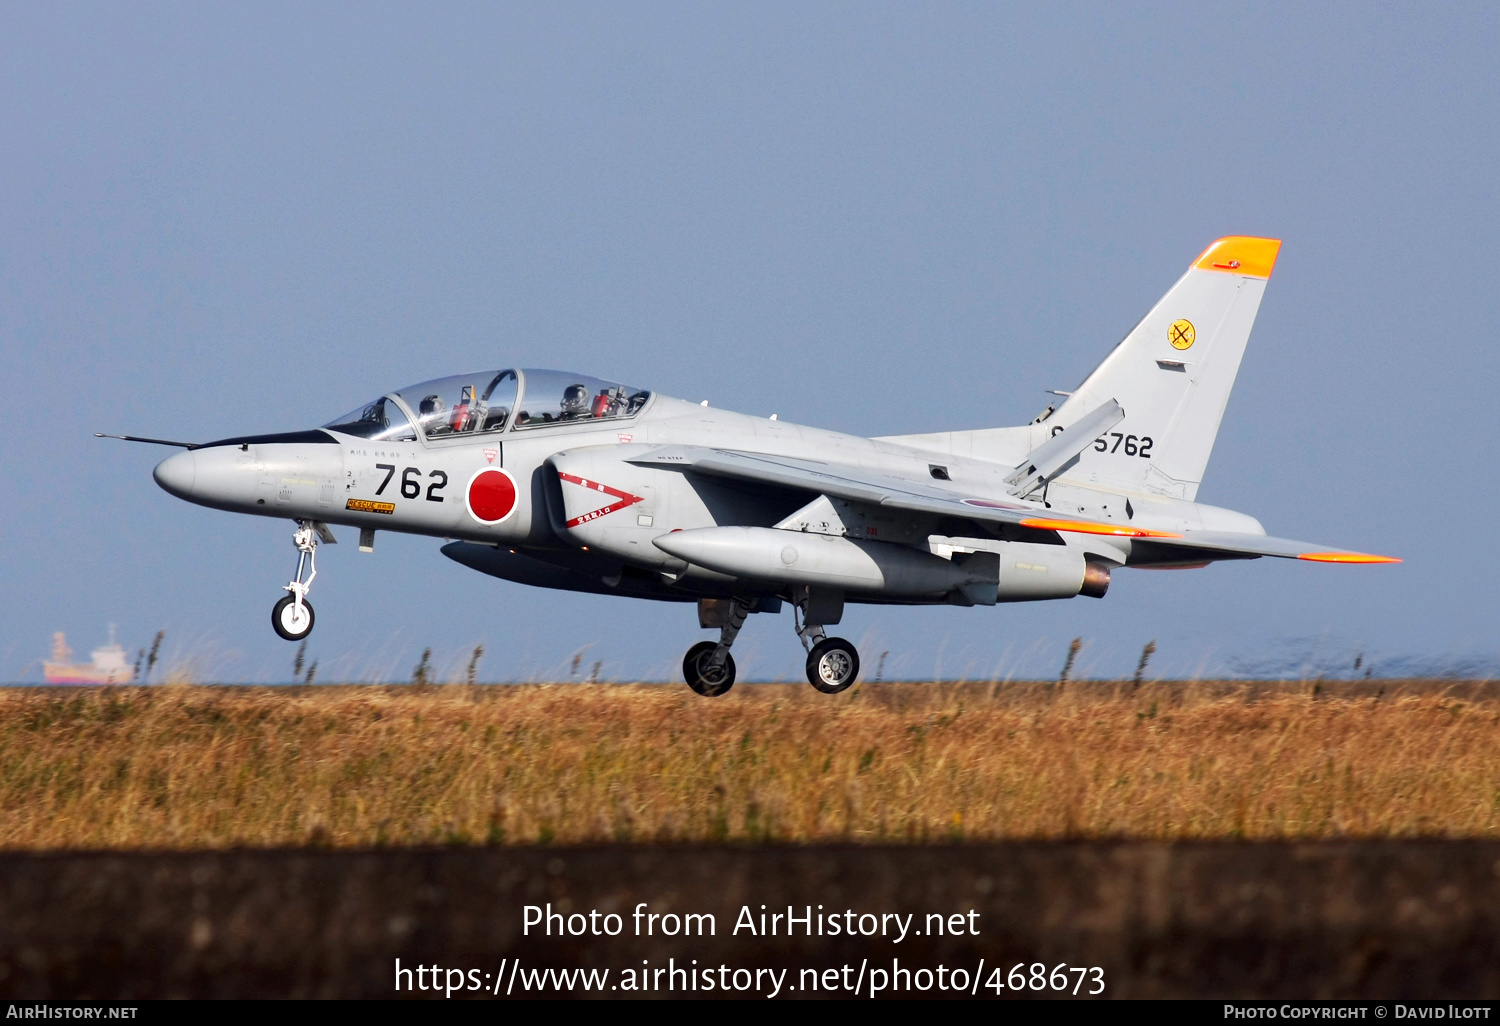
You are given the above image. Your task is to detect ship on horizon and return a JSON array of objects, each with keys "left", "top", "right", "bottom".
[{"left": 44, "top": 626, "right": 133, "bottom": 684}]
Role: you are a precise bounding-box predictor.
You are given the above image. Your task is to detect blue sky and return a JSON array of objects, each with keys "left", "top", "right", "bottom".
[{"left": 3, "top": 2, "right": 1496, "bottom": 682}]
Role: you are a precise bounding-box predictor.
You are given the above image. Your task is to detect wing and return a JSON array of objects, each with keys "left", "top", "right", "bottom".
[
  {"left": 625, "top": 444, "right": 1083, "bottom": 531},
  {"left": 625, "top": 445, "right": 1399, "bottom": 563}
]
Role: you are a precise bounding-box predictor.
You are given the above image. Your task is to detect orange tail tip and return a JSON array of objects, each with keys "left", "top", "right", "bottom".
[
  {"left": 1298, "top": 552, "right": 1402, "bottom": 564},
  {"left": 1020, "top": 517, "right": 1182, "bottom": 540},
  {"left": 1194, "top": 237, "right": 1281, "bottom": 279}
]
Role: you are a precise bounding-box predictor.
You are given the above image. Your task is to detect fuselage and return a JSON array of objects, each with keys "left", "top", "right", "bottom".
[{"left": 152, "top": 368, "right": 1263, "bottom": 608}]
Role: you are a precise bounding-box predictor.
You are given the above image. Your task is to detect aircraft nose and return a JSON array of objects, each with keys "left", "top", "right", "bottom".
[{"left": 153, "top": 450, "right": 197, "bottom": 499}]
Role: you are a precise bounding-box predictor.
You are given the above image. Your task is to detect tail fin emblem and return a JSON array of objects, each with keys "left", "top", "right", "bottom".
[{"left": 1169, "top": 319, "right": 1196, "bottom": 350}]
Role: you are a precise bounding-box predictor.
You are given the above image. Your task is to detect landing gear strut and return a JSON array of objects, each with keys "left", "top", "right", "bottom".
[
  {"left": 272, "top": 520, "right": 319, "bottom": 641},
  {"left": 682, "top": 597, "right": 753, "bottom": 697},
  {"left": 796, "top": 589, "right": 859, "bottom": 694}
]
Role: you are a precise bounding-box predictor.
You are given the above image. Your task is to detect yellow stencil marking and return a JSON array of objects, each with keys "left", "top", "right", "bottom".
[{"left": 1169, "top": 319, "right": 1195, "bottom": 350}]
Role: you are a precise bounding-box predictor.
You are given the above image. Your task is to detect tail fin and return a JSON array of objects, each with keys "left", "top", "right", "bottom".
[{"left": 1050, "top": 236, "right": 1280, "bottom": 500}]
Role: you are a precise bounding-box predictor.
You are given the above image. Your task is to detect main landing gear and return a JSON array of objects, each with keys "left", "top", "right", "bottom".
[
  {"left": 680, "top": 591, "right": 861, "bottom": 697},
  {"left": 682, "top": 597, "right": 752, "bottom": 697},
  {"left": 272, "top": 520, "right": 323, "bottom": 641},
  {"left": 795, "top": 593, "right": 859, "bottom": 695}
]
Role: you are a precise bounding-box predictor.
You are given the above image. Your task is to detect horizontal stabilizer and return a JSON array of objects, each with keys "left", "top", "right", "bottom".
[
  {"left": 1004, "top": 399, "right": 1124, "bottom": 496},
  {"left": 1118, "top": 530, "right": 1399, "bottom": 564}
]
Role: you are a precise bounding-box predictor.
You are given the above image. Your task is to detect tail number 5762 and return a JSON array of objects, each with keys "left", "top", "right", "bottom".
[
  {"left": 1048, "top": 427, "right": 1153, "bottom": 458},
  {"left": 1094, "top": 432, "right": 1152, "bottom": 458}
]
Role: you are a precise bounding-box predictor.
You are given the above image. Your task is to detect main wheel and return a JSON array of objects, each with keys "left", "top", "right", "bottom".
[
  {"left": 272, "top": 595, "right": 315, "bottom": 641},
  {"left": 683, "top": 641, "right": 735, "bottom": 697},
  {"left": 806, "top": 638, "right": 859, "bottom": 693}
]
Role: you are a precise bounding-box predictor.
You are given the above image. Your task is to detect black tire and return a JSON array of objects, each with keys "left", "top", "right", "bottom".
[
  {"left": 683, "top": 641, "right": 735, "bottom": 697},
  {"left": 272, "top": 595, "right": 315, "bottom": 641},
  {"left": 806, "top": 637, "right": 859, "bottom": 694}
]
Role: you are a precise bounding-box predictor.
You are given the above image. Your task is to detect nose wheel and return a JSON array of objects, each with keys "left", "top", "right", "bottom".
[
  {"left": 272, "top": 595, "right": 315, "bottom": 641},
  {"left": 272, "top": 520, "right": 328, "bottom": 641},
  {"left": 807, "top": 637, "right": 859, "bottom": 693}
]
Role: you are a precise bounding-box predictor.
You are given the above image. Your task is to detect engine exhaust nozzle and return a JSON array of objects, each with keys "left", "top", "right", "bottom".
[{"left": 1081, "top": 559, "right": 1112, "bottom": 599}]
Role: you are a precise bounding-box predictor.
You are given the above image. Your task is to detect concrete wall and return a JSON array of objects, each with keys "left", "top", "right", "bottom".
[{"left": 3, "top": 842, "right": 1498, "bottom": 999}]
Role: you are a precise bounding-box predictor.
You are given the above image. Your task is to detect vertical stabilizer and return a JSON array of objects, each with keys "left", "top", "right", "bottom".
[{"left": 1049, "top": 236, "right": 1280, "bottom": 500}]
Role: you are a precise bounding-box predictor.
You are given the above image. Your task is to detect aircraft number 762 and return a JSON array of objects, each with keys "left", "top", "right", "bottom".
[{"left": 373, "top": 464, "right": 448, "bottom": 502}]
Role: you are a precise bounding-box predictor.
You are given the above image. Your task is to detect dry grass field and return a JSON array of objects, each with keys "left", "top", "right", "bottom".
[{"left": 2, "top": 680, "right": 1498, "bottom": 850}]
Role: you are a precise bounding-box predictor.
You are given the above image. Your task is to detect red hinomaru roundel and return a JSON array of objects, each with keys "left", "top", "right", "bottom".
[{"left": 466, "top": 467, "right": 517, "bottom": 525}]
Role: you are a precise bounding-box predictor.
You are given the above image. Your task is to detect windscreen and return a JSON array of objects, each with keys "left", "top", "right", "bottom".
[{"left": 323, "top": 396, "right": 418, "bottom": 441}]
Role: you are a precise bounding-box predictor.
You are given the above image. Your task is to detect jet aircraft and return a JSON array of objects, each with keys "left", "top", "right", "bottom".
[{"left": 113, "top": 237, "right": 1397, "bottom": 695}]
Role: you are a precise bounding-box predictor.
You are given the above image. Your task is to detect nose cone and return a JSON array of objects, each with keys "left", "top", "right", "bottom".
[{"left": 153, "top": 450, "right": 197, "bottom": 499}]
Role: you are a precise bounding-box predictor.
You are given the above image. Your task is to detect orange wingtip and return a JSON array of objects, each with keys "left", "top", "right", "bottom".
[
  {"left": 1193, "top": 237, "right": 1281, "bottom": 279},
  {"left": 1020, "top": 517, "right": 1182, "bottom": 539},
  {"left": 1297, "top": 552, "right": 1402, "bottom": 564}
]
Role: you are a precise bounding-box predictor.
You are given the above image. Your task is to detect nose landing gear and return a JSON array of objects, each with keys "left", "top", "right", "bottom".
[{"left": 271, "top": 520, "right": 326, "bottom": 641}]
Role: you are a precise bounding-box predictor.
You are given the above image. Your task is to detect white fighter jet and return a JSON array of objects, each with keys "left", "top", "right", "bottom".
[{"left": 114, "top": 237, "right": 1397, "bottom": 695}]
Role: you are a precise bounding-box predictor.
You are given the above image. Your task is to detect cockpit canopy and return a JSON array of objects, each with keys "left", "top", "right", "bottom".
[
  {"left": 323, "top": 369, "right": 651, "bottom": 442},
  {"left": 511, "top": 369, "right": 650, "bottom": 429},
  {"left": 396, "top": 370, "right": 519, "bottom": 438}
]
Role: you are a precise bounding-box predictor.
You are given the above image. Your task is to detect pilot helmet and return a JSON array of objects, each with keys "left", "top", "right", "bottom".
[
  {"left": 419, "top": 394, "right": 445, "bottom": 416},
  {"left": 561, "top": 384, "right": 590, "bottom": 412}
]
